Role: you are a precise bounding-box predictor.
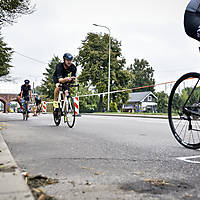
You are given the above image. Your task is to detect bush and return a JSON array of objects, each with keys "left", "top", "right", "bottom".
[{"left": 110, "top": 102, "right": 118, "bottom": 112}]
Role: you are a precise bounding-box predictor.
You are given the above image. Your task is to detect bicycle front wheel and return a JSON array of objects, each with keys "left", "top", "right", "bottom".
[
  {"left": 65, "top": 96, "right": 75, "bottom": 128},
  {"left": 168, "top": 72, "right": 200, "bottom": 149},
  {"left": 23, "top": 108, "right": 28, "bottom": 120},
  {"left": 53, "top": 108, "right": 61, "bottom": 126}
]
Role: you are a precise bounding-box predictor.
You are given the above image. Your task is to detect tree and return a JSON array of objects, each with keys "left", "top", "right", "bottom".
[
  {"left": 0, "top": 0, "right": 35, "bottom": 78},
  {"left": 155, "top": 91, "right": 168, "bottom": 113},
  {"left": 0, "top": 0, "right": 35, "bottom": 26},
  {"left": 75, "top": 32, "right": 131, "bottom": 112},
  {"left": 76, "top": 83, "right": 99, "bottom": 113},
  {"left": 110, "top": 102, "right": 118, "bottom": 112},
  {"left": 40, "top": 56, "right": 60, "bottom": 99},
  {"left": 128, "top": 59, "right": 155, "bottom": 92},
  {"left": 0, "top": 34, "right": 13, "bottom": 77}
]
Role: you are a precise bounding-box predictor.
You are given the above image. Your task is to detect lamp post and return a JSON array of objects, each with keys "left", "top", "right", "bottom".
[{"left": 93, "top": 24, "right": 111, "bottom": 112}]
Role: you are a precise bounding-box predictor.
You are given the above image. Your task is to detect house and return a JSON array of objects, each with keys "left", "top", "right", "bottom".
[{"left": 122, "top": 91, "right": 157, "bottom": 113}]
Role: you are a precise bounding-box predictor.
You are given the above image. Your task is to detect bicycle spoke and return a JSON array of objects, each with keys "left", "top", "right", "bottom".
[
  {"left": 182, "top": 121, "right": 188, "bottom": 141},
  {"left": 195, "top": 121, "right": 200, "bottom": 141},
  {"left": 175, "top": 119, "right": 182, "bottom": 130}
]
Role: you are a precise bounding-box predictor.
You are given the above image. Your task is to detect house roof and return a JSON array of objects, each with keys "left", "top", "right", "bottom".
[{"left": 127, "top": 91, "right": 157, "bottom": 103}]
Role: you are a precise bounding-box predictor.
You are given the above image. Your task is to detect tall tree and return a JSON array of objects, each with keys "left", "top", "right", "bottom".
[
  {"left": 0, "top": 0, "right": 35, "bottom": 26},
  {"left": 40, "top": 56, "right": 60, "bottom": 99},
  {"left": 0, "top": 34, "right": 13, "bottom": 77},
  {"left": 75, "top": 32, "right": 131, "bottom": 111},
  {"left": 128, "top": 59, "right": 155, "bottom": 92}
]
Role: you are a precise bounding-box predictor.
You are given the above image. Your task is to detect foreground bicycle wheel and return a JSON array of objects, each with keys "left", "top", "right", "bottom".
[
  {"left": 168, "top": 72, "right": 200, "bottom": 149},
  {"left": 53, "top": 108, "right": 61, "bottom": 126},
  {"left": 65, "top": 96, "right": 75, "bottom": 128}
]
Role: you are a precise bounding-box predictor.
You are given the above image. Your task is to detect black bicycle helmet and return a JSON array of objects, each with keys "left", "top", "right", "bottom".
[
  {"left": 63, "top": 53, "right": 73, "bottom": 61},
  {"left": 24, "top": 79, "right": 30, "bottom": 84}
]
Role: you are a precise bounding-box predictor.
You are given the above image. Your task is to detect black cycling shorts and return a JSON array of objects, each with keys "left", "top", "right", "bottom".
[
  {"left": 184, "top": 11, "right": 200, "bottom": 42},
  {"left": 22, "top": 96, "right": 30, "bottom": 101}
]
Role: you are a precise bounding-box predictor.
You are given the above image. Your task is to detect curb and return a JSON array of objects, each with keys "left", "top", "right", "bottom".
[
  {"left": 81, "top": 113, "right": 168, "bottom": 120},
  {"left": 0, "top": 128, "right": 34, "bottom": 200}
]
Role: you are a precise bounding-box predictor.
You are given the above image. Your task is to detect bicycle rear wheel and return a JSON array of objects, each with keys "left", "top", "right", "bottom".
[
  {"left": 65, "top": 96, "right": 75, "bottom": 128},
  {"left": 53, "top": 108, "right": 61, "bottom": 126},
  {"left": 168, "top": 72, "right": 200, "bottom": 149},
  {"left": 23, "top": 111, "right": 26, "bottom": 120}
]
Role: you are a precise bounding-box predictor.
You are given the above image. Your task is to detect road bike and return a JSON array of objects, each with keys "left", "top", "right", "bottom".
[
  {"left": 53, "top": 83, "right": 78, "bottom": 128},
  {"left": 168, "top": 72, "right": 200, "bottom": 149}
]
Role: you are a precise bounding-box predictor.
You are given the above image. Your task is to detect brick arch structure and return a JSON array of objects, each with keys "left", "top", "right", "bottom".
[{"left": 0, "top": 94, "right": 18, "bottom": 113}]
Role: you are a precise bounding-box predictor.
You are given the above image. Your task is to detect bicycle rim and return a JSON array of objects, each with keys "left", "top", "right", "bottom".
[
  {"left": 66, "top": 96, "right": 75, "bottom": 128},
  {"left": 168, "top": 72, "right": 200, "bottom": 149}
]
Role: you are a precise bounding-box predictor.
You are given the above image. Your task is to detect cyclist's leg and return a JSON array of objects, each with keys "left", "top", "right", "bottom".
[
  {"left": 184, "top": 11, "right": 200, "bottom": 42},
  {"left": 17, "top": 94, "right": 23, "bottom": 108},
  {"left": 53, "top": 83, "right": 60, "bottom": 108}
]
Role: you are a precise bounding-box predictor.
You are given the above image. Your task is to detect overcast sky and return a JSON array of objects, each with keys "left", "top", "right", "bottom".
[{"left": 1, "top": 0, "right": 200, "bottom": 93}]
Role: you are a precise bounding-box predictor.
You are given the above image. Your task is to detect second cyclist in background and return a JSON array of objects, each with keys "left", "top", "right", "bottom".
[
  {"left": 35, "top": 95, "right": 41, "bottom": 114},
  {"left": 53, "top": 53, "right": 77, "bottom": 108}
]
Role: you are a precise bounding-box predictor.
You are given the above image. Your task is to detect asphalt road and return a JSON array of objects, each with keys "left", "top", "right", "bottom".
[{"left": 1, "top": 113, "right": 200, "bottom": 200}]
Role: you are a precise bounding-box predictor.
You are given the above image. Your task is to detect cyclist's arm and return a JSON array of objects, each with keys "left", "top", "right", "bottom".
[
  {"left": 28, "top": 85, "right": 32, "bottom": 100},
  {"left": 29, "top": 90, "right": 32, "bottom": 100},
  {"left": 20, "top": 90, "right": 23, "bottom": 98},
  {"left": 70, "top": 65, "right": 77, "bottom": 83}
]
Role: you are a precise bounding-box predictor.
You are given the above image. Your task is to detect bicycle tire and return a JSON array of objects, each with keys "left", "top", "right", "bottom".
[
  {"left": 25, "top": 110, "right": 28, "bottom": 120},
  {"left": 23, "top": 112, "right": 26, "bottom": 120},
  {"left": 53, "top": 108, "right": 61, "bottom": 126},
  {"left": 23, "top": 103, "right": 27, "bottom": 120},
  {"left": 66, "top": 96, "right": 75, "bottom": 128},
  {"left": 168, "top": 72, "right": 200, "bottom": 149}
]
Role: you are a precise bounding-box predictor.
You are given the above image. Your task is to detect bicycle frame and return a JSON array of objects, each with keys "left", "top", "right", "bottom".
[
  {"left": 57, "top": 89, "right": 69, "bottom": 113},
  {"left": 22, "top": 99, "right": 28, "bottom": 111}
]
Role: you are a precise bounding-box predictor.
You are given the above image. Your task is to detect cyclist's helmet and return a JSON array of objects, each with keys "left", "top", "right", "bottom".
[
  {"left": 24, "top": 79, "right": 30, "bottom": 84},
  {"left": 63, "top": 53, "right": 73, "bottom": 61}
]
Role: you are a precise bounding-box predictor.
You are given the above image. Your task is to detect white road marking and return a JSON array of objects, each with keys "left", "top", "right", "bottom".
[{"left": 176, "top": 155, "right": 200, "bottom": 164}]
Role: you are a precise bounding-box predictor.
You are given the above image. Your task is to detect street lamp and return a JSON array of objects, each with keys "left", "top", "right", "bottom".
[{"left": 93, "top": 24, "right": 111, "bottom": 112}]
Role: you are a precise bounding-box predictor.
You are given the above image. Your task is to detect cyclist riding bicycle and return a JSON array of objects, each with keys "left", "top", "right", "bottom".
[
  {"left": 35, "top": 95, "right": 41, "bottom": 113},
  {"left": 35, "top": 95, "right": 41, "bottom": 106},
  {"left": 53, "top": 53, "right": 77, "bottom": 108},
  {"left": 17, "top": 79, "right": 32, "bottom": 117},
  {"left": 184, "top": 0, "right": 200, "bottom": 41}
]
